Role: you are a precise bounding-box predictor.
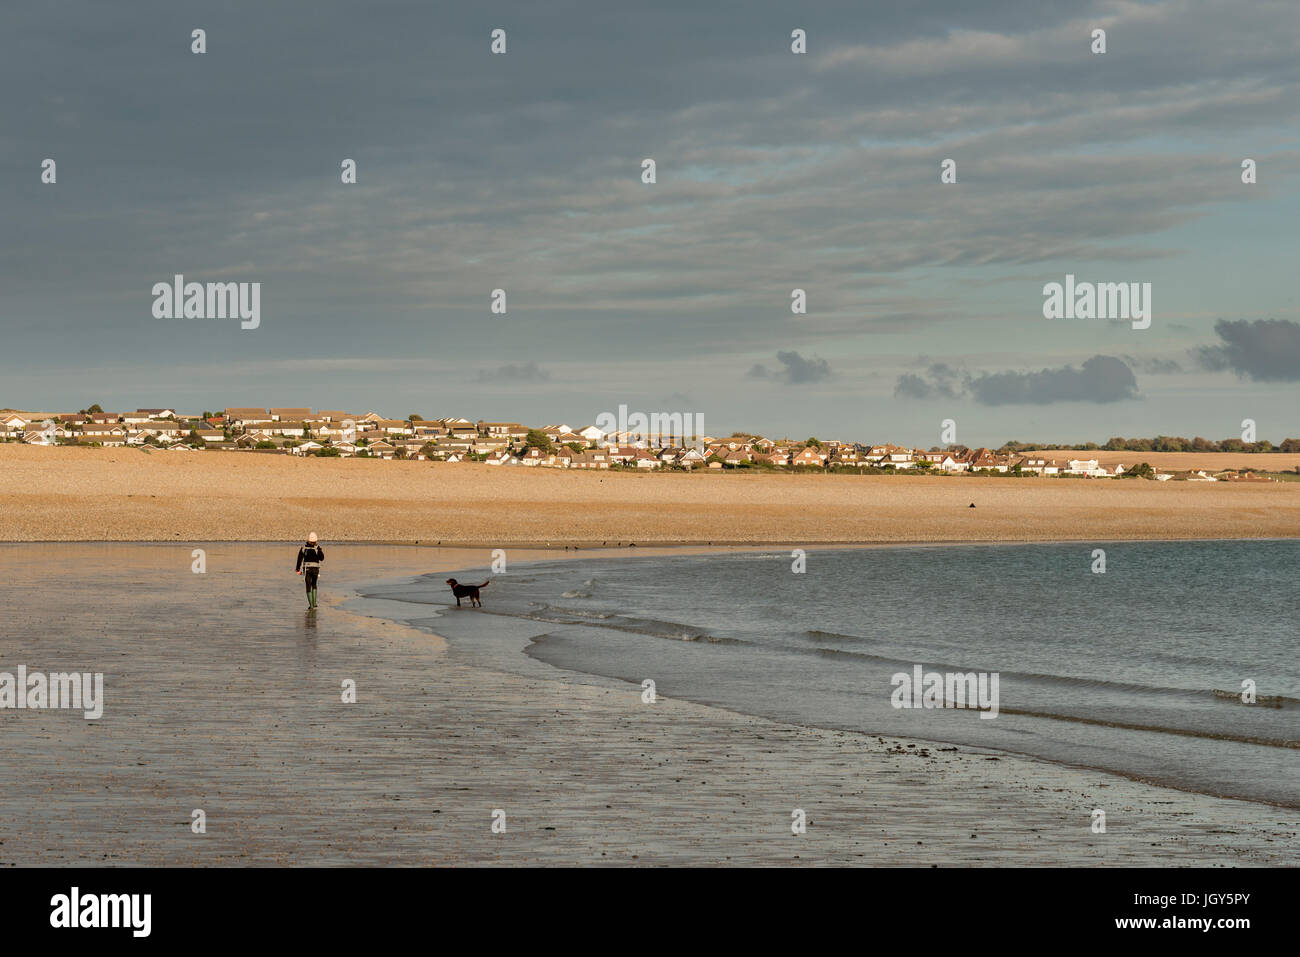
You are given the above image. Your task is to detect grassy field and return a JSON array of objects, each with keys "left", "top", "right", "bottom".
[{"left": 1029, "top": 450, "right": 1300, "bottom": 471}]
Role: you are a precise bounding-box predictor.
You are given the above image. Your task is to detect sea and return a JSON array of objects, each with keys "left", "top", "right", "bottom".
[{"left": 361, "top": 540, "right": 1300, "bottom": 808}]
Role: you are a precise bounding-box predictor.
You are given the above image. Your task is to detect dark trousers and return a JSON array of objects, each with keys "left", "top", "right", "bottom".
[{"left": 304, "top": 567, "right": 319, "bottom": 594}]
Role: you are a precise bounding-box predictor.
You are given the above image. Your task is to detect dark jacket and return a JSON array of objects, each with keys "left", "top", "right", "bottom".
[{"left": 296, "top": 544, "right": 325, "bottom": 571}]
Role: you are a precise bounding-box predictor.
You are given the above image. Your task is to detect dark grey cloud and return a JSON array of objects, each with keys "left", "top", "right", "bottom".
[
  {"left": 894, "top": 362, "right": 963, "bottom": 400},
  {"left": 1195, "top": 319, "right": 1300, "bottom": 381},
  {"left": 0, "top": 1, "right": 1294, "bottom": 443},
  {"left": 749, "top": 351, "right": 831, "bottom": 385},
  {"left": 1122, "top": 355, "right": 1184, "bottom": 375},
  {"left": 478, "top": 362, "right": 550, "bottom": 383},
  {"left": 895, "top": 355, "right": 1138, "bottom": 405},
  {"left": 967, "top": 355, "right": 1139, "bottom": 405}
]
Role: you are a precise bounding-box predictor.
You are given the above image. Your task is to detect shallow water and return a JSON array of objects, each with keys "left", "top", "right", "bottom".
[
  {"left": 0, "top": 543, "right": 463, "bottom": 864},
  {"left": 367, "top": 541, "right": 1300, "bottom": 808}
]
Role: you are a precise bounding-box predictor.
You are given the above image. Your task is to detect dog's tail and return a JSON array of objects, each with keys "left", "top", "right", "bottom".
[{"left": 477, "top": 581, "right": 490, "bottom": 589}]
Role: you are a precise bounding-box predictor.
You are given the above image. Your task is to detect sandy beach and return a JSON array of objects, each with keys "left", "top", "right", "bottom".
[
  {"left": 3, "top": 449, "right": 1297, "bottom": 865},
  {"left": 3, "top": 445, "right": 1300, "bottom": 544},
  {"left": 0, "top": 543, "right": 1293, "bottom": 867}
]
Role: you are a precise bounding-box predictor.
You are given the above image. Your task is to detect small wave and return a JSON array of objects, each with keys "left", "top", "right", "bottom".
[
  {"left": 561, "top": 590, "right": 591, "bottom": 599},
  {"left": 669, "top": 633, "right": 743, "bottom": 644},
  {"left": 519, "top": 609, "right": 748, "bottom": 645},
  {"left": 538, "top": 606, "right": 613, "bottom": 619},
  {"left": 1212, "top": 689, "right": 1296, "bottom": 709},
  {"left": 798, "top": 645, "right": 1273, "bottom": 702},
  {"left": 992, "top": 705, "right": 1299, "bottom": 750},
  {"left": 805, "top": 629, "right": 872, "bottom": 643}
]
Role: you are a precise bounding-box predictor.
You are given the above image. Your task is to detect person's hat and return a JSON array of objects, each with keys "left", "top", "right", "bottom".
[{"left": 307, "top": 532, "right": 318, "bottom": 543}]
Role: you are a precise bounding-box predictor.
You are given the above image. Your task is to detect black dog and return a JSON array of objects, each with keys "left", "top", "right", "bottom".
[{"left": 446, "top": 578, "right": 489, "bottom": 607}]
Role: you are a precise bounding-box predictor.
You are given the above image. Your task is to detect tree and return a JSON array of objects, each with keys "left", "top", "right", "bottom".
[
  {"left": 525, "top": 429, "right": 554, "bottom": 451},
  {"left": 409, "top": 414, "right": 424, "bottom": 421},
  {"left": 86, "top": 404, "right": 103, "bottom": 414},
  {"left": 1124, "top": 462, "right": 1156, "bottom": 479},
  {"left": 805, "top": 437, "right": 822, "bottom": 449}
]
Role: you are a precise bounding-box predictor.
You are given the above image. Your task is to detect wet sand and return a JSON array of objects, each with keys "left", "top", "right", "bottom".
[
  {"left": 0, "top": 543, "right": 1293, "bottom": 866},
  {"left": 3, "top": 445, "right": 1300, "bottom": 545}
]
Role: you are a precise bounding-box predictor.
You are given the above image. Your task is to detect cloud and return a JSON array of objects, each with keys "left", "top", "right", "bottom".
[
  {"left": 1122, "top": 355, "right": 1184, "bottom": 374},
  {"left": 2, "top": 0, "right": 1298, "bottom": 439},
  {"left": 967, "top": 355, "right": 1139, "bottom": 405},
  {"left": 1195, "top": 319, "right": 1300, "bottom": 381},
  {"left": 895, "top": 355, "right": 1139, "bottom": 405},
  {"left": 894, "top": 362, "right": 963, "bottom": 400},
  {"left": 749, "top": 351, "right": 831, "bottom": 385},
  {"left": 478, "top": 362, "right": 550, "bottom": 383}
]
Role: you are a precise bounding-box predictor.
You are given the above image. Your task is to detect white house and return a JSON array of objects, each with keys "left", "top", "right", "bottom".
[
  {"left": 676, "top": 447, "right": 708, "bottom": 468},
  {"left": 1065, "top": 458, "right": 1105, "bottom": 477},
  {"left": 927, "top": 453, "right": 962, "bottom": 472}
]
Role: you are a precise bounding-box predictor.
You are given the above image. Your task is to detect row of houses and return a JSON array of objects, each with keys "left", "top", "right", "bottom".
[{"left": 0, "top": 408, "right": 1279, "bottom": 479}]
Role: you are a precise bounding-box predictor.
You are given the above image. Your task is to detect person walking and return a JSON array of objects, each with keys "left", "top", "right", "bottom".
[{"left": 296, "top": 532, "right": 325, "bottom": 609}]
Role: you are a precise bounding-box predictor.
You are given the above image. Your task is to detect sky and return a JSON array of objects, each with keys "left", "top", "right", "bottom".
[{"left": 2, "top": 0, "right": 1299, "bottom": 447}]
